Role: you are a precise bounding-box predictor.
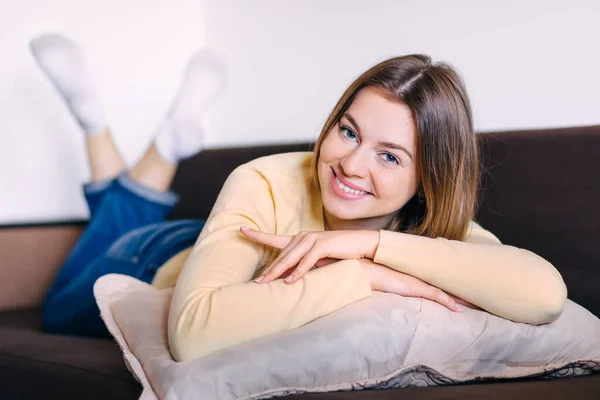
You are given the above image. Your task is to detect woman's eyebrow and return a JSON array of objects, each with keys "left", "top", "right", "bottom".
[
  {"left": 342, "top": 113, "right": 361, "bottom": 132},
  {"left": 342, "top": 113, "right": 413, "bottom": 161},
  {"left": 378, "top": 141, "right": 413, "bottom": 161}
]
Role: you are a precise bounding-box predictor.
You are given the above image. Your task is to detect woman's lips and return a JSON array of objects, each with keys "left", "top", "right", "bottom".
[
  {"left": 333, "top": 169, "right": 370, "bottom": 192},
  {"left": 330, "top": 170, "right": 371, "bottom": 200}
]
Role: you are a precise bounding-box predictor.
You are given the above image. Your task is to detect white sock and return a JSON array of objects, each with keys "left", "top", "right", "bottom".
[
  {"left": 154, "top": 49, "right": 226, "bottom": 164},
  {"left": 30, "top": 33, "right": 107, "bottom": 136}
]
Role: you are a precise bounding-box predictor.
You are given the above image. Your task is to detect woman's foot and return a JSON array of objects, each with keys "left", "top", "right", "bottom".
[
  {"left": 154, "top": 49, "right": 226, "bottom": 164},
  {"left": 30, "top": 33, "right": 107, "bottom": 136}
]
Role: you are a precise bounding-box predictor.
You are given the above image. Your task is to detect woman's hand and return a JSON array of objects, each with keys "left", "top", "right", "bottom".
[
  {"left": 240, "top": 228, "right": 380, "bottom": 284},
  {"left": 359, "top": 259, "right": 479, "bottom": 312}
]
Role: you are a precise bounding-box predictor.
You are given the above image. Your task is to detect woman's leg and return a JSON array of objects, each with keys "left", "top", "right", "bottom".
[
  {"left": 43, "top": 219, "right": 204, "bottom": 337},
  {"left": 42, "top": 175, "right": 183, "bottom": 336},
  {"left": 32, "top": 33, "right": 226, "bottom": 192},
  {"left": 30, "top": 33, "right": 125, "bottom": 182},
  {"left": 34, "top": 35, "right": 225, "bottom": 285},
  {"left": 44, "top": 174, "right": 179, "bottom": 303},
  {"left": 86, "top": 129, "right": 126, "bottom": 181},
  {"left": 44, "top": 254, "right": 134, "bottom": 337},
  {"left": 30, "top": 33, "right": 135, "bottom": 284},
  {"left": 70, "top": 47, "right": 226, "bottom": 271},
  {"left": 128, "top": 48, "right": 226, "bottom": 191},
  {"left": 128, "top": 143, "right": 177, "bottom": 192},
  {"left": 32, "top": 35, "right": 225, "bottom": 335}
]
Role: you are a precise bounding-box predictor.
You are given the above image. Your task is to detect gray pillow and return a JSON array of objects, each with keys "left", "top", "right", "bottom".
[{"left": 94, "top": 274, "right": 600, "bottom": 400}]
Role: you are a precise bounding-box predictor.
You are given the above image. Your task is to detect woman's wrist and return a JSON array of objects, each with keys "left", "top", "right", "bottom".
[
  {"left": 358, "top": 258, "right": 379, "bottom": 291},
  {"left": 362, "top": 230, "right": 380, "bottom": 260}
]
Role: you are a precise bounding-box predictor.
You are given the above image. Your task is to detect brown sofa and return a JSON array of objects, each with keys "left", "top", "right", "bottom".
[{"left": 1, "top": 125, "right": 599, "bottom": 399}]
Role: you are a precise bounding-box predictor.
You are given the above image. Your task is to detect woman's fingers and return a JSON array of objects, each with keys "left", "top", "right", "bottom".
[
  {"left": 282, "top": 249, "right": 322, "bottom": 284},
  {"left": 240, "top": 228, "right": 294, "bottom": 250},
  {"left": 449, "top": 294, "right": 481, "bottom": 310},
  {"left": 258, "top": 235, "right": 317, "bottom": 283},
  {"left": 416, "top": 283, "right": 460, "bottom": 312},
  {"left": 365, "top": 260, "right": 466, "bottom": 313},
  {"left": 258, "top": 255, "right": 338, "bottom": 284},
  {"left": 256, "top": 233, "right": 306, "bottom": 282}
]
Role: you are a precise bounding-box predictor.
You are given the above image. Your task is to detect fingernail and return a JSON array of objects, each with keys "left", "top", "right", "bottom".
[
  {"left": 455, "top": 304, "right": 464, "bottom": 312},
  {"left": 254, "top": 276, "right": 264, "bottom": 283},
  {"left": 241, "top": 227, "right": 251, "bottom": 231},
  {"left": 285, "top": 275, "right": 294, "bottom": 282}
]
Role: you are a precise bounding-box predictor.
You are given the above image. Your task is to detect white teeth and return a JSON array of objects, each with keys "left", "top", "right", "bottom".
[{"left": 335, "top": 177, "right": 368, "bottom": 196}]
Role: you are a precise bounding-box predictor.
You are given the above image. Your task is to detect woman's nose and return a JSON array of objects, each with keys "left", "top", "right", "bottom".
[{"left": 339, "top": 149, "right": 368, "bottom": 178}]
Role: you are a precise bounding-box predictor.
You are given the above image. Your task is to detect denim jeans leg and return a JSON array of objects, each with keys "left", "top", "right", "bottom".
[
  {"left": 42, "top": 254, "right": 141, "bottom": 337},
  {"left": 83, "top": 177, "right": 118, "bottom": 217},
  {"left": 42, "top": 222, "right": 205, "bottom": 337},
  {"left": 44, "top": 174, "right": 180, "bottom": 316},
  {"left": 43, "top": 220, "right": 205, "bottom": 337}
]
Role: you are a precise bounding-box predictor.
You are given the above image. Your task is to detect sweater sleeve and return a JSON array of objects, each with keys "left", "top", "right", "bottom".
[
  {"left": 373, "top": 222, "right": 567, "bottom": 325},
  {"left": 168, "top": 166, "right": 372, "bottom": 362}
]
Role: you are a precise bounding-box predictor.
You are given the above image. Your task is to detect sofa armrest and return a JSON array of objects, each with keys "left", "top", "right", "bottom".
[{"left": 0, "top": 224, "right": 83, "bottom": 311}]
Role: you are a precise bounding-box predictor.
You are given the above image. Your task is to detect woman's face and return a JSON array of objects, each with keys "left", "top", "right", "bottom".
[{"left": 318, "top": 86, "right": 420, "bottom": 230}]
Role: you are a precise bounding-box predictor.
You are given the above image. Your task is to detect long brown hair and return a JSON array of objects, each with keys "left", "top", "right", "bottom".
[{"left": 312, "top": 55, "right": 478, "bottom": 241}]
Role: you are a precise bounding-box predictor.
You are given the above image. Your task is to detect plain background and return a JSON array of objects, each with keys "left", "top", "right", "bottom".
[{"left": 1, "top": 0, "right": 599, "bottom": 223}]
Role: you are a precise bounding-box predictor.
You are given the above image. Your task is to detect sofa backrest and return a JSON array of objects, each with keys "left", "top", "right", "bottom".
[
  {"left": 171, "top": 125, "right": 600, "bottom": 318},
  {"left": 476, "top": 125, "right": 600, "bottom": 318}
]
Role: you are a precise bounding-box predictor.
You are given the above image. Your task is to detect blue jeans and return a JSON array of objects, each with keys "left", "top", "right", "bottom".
[{"left": 43, "top": 173, "right": 205, "bottom": 338}]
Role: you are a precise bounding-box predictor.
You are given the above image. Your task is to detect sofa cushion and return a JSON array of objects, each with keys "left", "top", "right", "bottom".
[{"left": 0, "top": 309, "right": 140, "bottom": 400}]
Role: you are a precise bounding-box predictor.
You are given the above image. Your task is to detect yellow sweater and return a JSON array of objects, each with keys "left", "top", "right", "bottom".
[{"left": 163, "top": 152, "right": 567, "bottom": 362}]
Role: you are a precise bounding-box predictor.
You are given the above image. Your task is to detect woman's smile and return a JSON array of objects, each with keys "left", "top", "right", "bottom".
[{"left": 330, "top": 168, "right": 372, "bottom": 200}]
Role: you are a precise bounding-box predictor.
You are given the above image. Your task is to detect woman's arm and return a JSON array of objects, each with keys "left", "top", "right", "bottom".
[
  {"left": 373, "top": 222, "right": 568, "bottom": 325},
  {"left": 168, "top": 166, "right": 371, "bottom": 362},
  {"left": 238, "top": 221, "right": 565, "bottom": 324}
]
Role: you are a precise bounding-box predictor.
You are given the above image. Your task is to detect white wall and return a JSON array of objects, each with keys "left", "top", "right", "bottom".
[{"left": 1, "top": 0, "right": 599, "bottom": 223}]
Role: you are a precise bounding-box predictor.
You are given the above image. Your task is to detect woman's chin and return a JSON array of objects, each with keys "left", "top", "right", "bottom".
[{"left": 322, "top": 200, "right": 363, "bottom": 222}]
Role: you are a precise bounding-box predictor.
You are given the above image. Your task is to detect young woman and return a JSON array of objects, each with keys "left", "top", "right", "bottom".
[{"left": 33, "top": 34, "right": 567, "bottom": 362}]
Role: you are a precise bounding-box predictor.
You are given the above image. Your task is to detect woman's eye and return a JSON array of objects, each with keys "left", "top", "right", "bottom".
[
  {"left": 381, "top": 153, "right": 399, "bottom": 165},
  {"left": 340, "top": 126, "right": 358, "bottom": 141}
]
